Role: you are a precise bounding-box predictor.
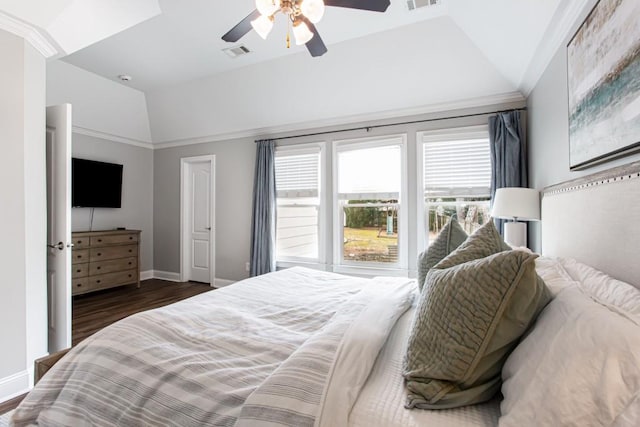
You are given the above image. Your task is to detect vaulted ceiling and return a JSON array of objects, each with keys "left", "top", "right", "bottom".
[
  {"left": 58, "top": 0, "right": 566, "bottom": 93},
  {"left": 0, "top": 0, "right": 591, "bottom": 143}
]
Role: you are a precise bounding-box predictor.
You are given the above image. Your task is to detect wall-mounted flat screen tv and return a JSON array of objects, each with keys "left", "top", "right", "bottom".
[{"left": 72, "top": 158, "right": 123, "bottom": 208}]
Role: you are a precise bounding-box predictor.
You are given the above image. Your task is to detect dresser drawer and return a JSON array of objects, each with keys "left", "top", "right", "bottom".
[
  {"left": 72, "top": 237, "right": 90, "bottom": 249},
  {"left": 89, "top": 269, "right": 138, "bottom": 290},
  {"left": 90, "top": 257, "right": 137, "bottom": 276},
  {"left": 90, "top": 244, "right": 137, "bottom": 262},
  {"left": 90, "top": 233, "right": 138, "bottom": 246},
  {"left": 71, "top": 277, "right": 90, "bottom": 295},
  {"left": 72, "top": 263, "right": 89, "bottom": 278},
  {"left": 72, "top": 249, "right": 89, "bottom": 264}
]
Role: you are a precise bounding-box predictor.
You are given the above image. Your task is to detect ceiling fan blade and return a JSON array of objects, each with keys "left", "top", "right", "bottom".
[
  {"left": 324, "top": 0, "right": 390, "bottom": 12},
  {"left": 303, "top": 19, "right": 328, "bottom": 57},
  {"left": 222, "top": 9, "right": 261, "bottom": 42}
]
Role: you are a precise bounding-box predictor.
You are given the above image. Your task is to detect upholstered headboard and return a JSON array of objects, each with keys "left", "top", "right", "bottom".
[{"left": 541, "top": 161, "right": 640, "bottom": 290}]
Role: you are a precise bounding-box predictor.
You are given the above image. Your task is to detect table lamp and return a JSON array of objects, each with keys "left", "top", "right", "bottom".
[{"left": 491, "top": 187, "right": 540, "bottom": 247}]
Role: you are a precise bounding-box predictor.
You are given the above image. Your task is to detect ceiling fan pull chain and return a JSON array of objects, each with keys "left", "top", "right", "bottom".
[{"left": 286, "top": 18, "right": 291, "bottom": 48}]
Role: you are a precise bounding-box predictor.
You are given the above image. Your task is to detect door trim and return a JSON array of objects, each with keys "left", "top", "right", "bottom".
[{"left": 180, "top": 155, "right": 216, "bottom": 285}]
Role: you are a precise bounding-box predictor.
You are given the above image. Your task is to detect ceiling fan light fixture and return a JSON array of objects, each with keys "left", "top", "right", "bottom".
[
  {"left": 300, "top": 0, "right": 325, "bottom": 24},
  {"left": 292, "top": 19, "right": 314, "bottom": 45},
  {"left": 251, "top": 14, "right": 274, "bottom": 39},
  {"left": 255, "top": 0, "right": 279, "bottom": 17}
]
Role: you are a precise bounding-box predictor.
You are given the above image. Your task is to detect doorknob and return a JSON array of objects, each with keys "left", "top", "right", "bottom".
[
  {"left": 206, "top": 227, "right": 211, "bottom": 230},
  {"left": 47, "top": 241, "right": 65, "bottom": 250}
]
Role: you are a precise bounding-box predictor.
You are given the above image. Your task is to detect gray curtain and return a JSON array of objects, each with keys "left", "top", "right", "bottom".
[
  {"left": 250, "top": 139, "right": 276, "bottom": 276},
  {"left": 489, "top": 111, "right": 527, "bottom": 234}
]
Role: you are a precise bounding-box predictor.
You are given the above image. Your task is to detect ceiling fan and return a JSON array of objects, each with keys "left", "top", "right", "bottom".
[{"left": 222, "top": 0, "right": 391, "bottom": 57}]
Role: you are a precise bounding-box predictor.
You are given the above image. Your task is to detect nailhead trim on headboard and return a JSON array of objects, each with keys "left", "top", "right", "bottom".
[{"left": 543, "top": 161, "right": 640, "bottom": 196}]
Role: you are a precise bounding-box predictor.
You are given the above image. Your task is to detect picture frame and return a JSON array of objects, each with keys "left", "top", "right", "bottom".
[{"left": 567, "top": 0, "right": 640, "bottom": 171}]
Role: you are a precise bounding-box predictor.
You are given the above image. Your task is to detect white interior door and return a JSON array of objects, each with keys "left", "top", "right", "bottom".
[
  {"left": 181, "top": 156, "right": 215, "bottom": 284},
  {"left": 46, "top": 104, "right": 72, "bottom": 352}
]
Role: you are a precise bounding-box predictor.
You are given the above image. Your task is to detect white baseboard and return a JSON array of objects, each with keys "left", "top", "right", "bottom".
[
  {"left": 142, "top": 270, "right": 236, "bottom": 287},
  {"left": 140, "top": 270, "right": 154, "bottom": 281},
  {"left": 0, "top": 370, "right": 29, "bottom": 403},
  {"left": 150, "top": 270, "right": 182, "bottom": 282},
  {"left": 214, "top": 278, "right": 235, "bottom": 288}
]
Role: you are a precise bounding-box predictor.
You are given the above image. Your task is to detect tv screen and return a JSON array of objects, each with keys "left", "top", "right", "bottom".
[{"left": 72, "top": 158, "right": 123, "bottom": 208}]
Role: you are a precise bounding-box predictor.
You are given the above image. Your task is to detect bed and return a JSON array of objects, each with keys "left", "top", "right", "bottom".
[{"left": 11, "top": 162, "right": 640, "bottom": 426}]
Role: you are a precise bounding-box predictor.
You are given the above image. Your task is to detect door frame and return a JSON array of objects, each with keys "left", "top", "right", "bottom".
[{"left": 180, "top": 155, "right": 216, "bottom": 285}]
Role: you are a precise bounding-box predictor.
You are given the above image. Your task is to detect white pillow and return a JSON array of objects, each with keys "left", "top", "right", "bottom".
[
  {"left": 534, "top": 257, "right": 578, "bottom": 297},
  {"left": 560, "top": 257, "right": 640, "bottom": 318},
  {"left": 500, "top": 285, "right": 640, "bottom": 427}
]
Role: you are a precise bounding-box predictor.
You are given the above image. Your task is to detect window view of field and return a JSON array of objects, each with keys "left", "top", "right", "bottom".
[
  {"left": 341, "top": 199, "right": 490, "bottom": 262},
  {"left": 342, "top": 202, "right": 398, "bottom": 263}
]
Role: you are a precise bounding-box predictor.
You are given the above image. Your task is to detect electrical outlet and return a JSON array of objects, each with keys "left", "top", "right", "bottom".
[{"left": 245, "top": 262, "right": 250, "bottom": 272}]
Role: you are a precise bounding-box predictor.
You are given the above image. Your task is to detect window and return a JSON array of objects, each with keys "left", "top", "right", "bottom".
[
  {"left": 274, "top": 145, "right": 323, "bottom": 263},
  {"left": 418, "top": 126, "right": 492, "bottom": 250},
  {"left": 334, "top": 136, "right": 407, "bottom": 271}
]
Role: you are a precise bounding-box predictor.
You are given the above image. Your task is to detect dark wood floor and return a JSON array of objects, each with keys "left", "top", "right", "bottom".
[{"left": 0, "top": 279, "right": 213, "bottom": 415}]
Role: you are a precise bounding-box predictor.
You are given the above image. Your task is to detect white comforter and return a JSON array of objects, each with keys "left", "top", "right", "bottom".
[{"left": 12, "top": 267, "right": 414, "bottom": 427}]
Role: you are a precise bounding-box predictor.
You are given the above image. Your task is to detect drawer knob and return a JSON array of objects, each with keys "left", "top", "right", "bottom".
[
  {"left": 97, "top": 266, "right": 101, "bottom": 270},
  {"left": 128, "top": 274, "right": 132, "bottom": 278},
  {"left": 128, "top": 262, "right": 132, "bottom": 265},
  {"left": 77, "top": 255, "right": 82, "bottom": 259},
  {"left": 96, "top": 280, "right": 101, "bottom": 284},
  {"left": 76, "top": 283, "right": 81, "bottom": 287},
  {"left": 129, "top": 249, "right": 132, "bottom": 253},
  {"left": 98, "top": 239, "right": 102, "bottom": 242},
  {"left": 129, "top": 237, "right": 133, "bottom": 240},
  {"left": 76, "top": 269, "right": 81, "bottom": 273},
  {"left": 97, "top": 253, "right": 102, "bottom": 256}
]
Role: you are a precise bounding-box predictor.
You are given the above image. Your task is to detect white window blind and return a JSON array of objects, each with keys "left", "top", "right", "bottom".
[
  {"left": 275, "top": 150, "right": 320, "bottom": 198},
  {"left": 423, "top": 137, "right": 491, "bottom": 197},
  {"left": 337, "top": 144, "right": 401, "bottom": 200}
]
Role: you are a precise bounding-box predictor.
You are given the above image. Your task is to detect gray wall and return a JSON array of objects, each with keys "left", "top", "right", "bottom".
[
  {"left": 527, "top": 36, "right": 640, "bottom": 252},
  {"left": 72, "top": 133, "right": 154, "bottom": 272},
  {"left": 154, "top": 101, "right": 524, "bottom": 282},
  {"left": 0, "top": 29, "right": 47, "bottom": 391},
  {"left": 153, "top": 138, "right": 255, "bottom": 280}
]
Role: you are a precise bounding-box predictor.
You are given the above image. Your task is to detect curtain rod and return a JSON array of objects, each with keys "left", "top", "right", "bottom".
[{"left": 259, "top": 107, "right": 527, "bottom": 142}]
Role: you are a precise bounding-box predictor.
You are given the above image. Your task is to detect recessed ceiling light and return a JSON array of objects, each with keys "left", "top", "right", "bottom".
[{"left": 118, "top": 74, "right": 132, "bottom": 82}]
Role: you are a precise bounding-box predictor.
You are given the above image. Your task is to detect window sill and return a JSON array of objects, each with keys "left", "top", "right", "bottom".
[
  {"left": 276, "top": 260, "right": 329, "bottom": 272},
  {"left": 332, "top": 265, "right": 409, "bottom": 278}
]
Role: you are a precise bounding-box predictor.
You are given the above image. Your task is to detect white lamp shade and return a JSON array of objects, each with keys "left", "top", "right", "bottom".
[
  {"left": 491, "top": 187, "right": 540, "bottom": 221},
  {"left": 251, "top": 15, "right": 274, "bottom": 39},
  {"left": 293, "top": 21, "right": 314, "bottom": 45},
  {"left": 301, "top": 0, "right": 325, "bottom": 23},
  {"left": 255, "top": 0, "right": 279, "bottom": 16}
]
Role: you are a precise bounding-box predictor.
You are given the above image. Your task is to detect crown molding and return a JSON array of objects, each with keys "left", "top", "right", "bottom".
[
  {"left": 0, "top": 11, "right": 60, "bottom": 58},
  {"left": 72, "top": 126, "right": 154, "bottom": 150},
  {"left": 519, "top": 0, "right": 593, "bottom": 95},
  {"left": 152, "top": 92, "right": 525, "bottom": 150}
]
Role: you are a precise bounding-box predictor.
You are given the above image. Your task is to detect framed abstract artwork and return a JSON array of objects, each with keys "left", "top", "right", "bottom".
[{"left": 567, "top": 0, "right": 640, "bottom": 170}]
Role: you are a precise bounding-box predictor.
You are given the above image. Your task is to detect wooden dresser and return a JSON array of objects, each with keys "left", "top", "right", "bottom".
[{"left": 71, "top": 230, "right": 141, "bottom": 296}]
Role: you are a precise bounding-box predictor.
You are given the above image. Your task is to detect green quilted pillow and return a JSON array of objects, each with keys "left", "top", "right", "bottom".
[
  {"left": 434, "top": 219, "right": 511, "bottom": 270},
  {"left": 416, "top": 216, "right": 467, "bottom": 291},
  {"left": 403, "top": 249, "right": 551, "bottom": 409}
]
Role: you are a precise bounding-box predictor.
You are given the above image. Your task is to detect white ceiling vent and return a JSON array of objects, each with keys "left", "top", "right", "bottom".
[
  {"left": 223, "top": 45, "right": 251, "bottom": 58},
  {"left": 407, "top": 0, "right": 442, "bottom": 11}
]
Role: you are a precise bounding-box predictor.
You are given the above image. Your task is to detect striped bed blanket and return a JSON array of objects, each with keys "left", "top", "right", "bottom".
[{"left": 12, "top": 267, "right": 414, "bottom": 427}]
